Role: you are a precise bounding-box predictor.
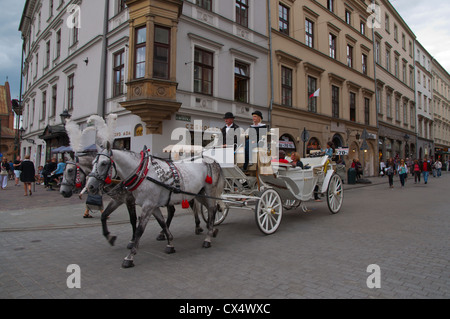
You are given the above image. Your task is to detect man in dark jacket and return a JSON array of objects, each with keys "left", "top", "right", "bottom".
[
  {"left": 43, "top": 158, "right": 57, "bottom": 188},
  {"left": 221, "top": 112, "right": 240, "bottom": 149}
]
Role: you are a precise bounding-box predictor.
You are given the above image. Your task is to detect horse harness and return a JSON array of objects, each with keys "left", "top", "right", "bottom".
[
  {"left": 91, "top": 148, "right": 222, "bottom": 206},
  {"left": 61, "top": 161, "right": 87, "bottom": 189}
]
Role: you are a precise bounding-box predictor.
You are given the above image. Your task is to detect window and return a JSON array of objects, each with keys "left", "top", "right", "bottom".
[
  {"left": 305, "top": 19, "right": 314, "bottom": 48},
  {"left": 364, "top": 98, "right": 370, "bottom": 125},
  {"left": 394, "top": 56, "right": 399, "bottom": 78},
  {"left": 113, "top": 50, "right": 125, "bottom": 97},
  {"left": 385, "top": 49, "right": 390, "bottom": 72},
  {"left": 403, "top": 102, "right": 407, "bottom": 124},
  {"left": 153, "top": 26, "right": 170, "bottom": 79},
  {"left": 347, "top": 45, "right": 353, "bottom": 68},
  {"left": 46, "top": 40, "right": 51, "bottom": 68},
  {"left": 332, "top": 85, "right": 339, "bottom": 118},
  {"left": 41, "top": 91, "right": 47, "bottom": 121},
  {"left": 234, "top": 61, "right": 250, "bottom": 103},
  {"left": 196, "top": 0, "right": 212, "bottom": 11},
  {"left": 194, "top": 47, "right": 213, "bottom": 95},
  {"left": 49, "top": 0, "right": 54, "bottom": 17},
  {"left": 360, "top": 21, "right": 365, "bottom": 36},
  {"left": 307, "top": 76, "right": 317, "bottom": 113},
  {"left": 395, "top": 98, "right": 400, "bottom": 121},
  {"left": 386, "top": 93, "right": 392, "bottom": 118},
  {"left": 51, "top": 85, "right": 57, "bottom": 117},
  {"left": 327, "top": 0, "right": 334, "bottom": 13},
  {"left": 279, "top": 4, "right": 289, "bottom": 35},
  {"left": 56, "top": 29, "right": 61, "bottom": 58},
  {"left": 72, "top": 21, "right": 79, "bottom": 45},
  {"left": 236, "top": 0, "right": 248, "bottom": 27},
  {"left": 281, "top": 66, "right": 292, "bottom": 107},
  {"left": 349, "top": 92, "right": 356, "bottom": 122},
  {"left": 135, "top": 27, "right": 146, "bottom": 79},
  {"left": 345, "top": 10, "right": 351, "bottom": 25},
  {"left": 385, "top": 14, "right": 390, "bottom": 33},
  {"left": 68, "top": 74, "right": 74, "bottom": 110},
  {"left": 362, "top": 54, "right": 368, "bottom": 75},
  {"left": 118, "top": 0, "right": 126, "bottom": 13},
  {"left": 329, "top": 34, "right": 336, "bottom": 59}
]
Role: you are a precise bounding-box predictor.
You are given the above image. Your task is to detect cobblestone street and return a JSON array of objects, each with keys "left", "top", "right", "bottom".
[{"left": 0, "top": 174, "right": 449, "bottom": 299}]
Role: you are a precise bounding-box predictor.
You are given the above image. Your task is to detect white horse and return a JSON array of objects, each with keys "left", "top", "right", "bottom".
[{"left": 85, "top": 143, "right": 225, "bottom": 268}]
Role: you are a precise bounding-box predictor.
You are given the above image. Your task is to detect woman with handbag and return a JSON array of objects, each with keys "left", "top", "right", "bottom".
[
  {"left": 18, "top": 155, "right": 35, "bottom": 196},
  {"left": 0, "top": 157, "right": 10, "bottom": 189},
  {"left": 78, "top": 186, "right": 104, "bottom": 218},
  {"left": 398, "top": 159, "right": 408, "bottom": 187},
  {"left": 386, "top": 158, "right": 396, "bottom": 188}
]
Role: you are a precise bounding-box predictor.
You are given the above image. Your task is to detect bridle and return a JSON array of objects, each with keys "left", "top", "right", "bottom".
[
  {"left": 61, "top": 161, "right": 87, "bottom": 189},
  {"left": 88, "top": 151, "right": 117, "bottom": 186}
]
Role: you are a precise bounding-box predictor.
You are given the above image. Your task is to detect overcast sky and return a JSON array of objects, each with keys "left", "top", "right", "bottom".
[{"left": 1, "top": 0, "right": 449, "bottom": 102}]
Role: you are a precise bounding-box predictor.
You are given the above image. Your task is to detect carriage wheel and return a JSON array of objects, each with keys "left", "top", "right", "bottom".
[
  {"left": 255, "top": 189, "right": 283, "bottom": 235},
  {"left": 201, "top": 204, "right": 229, "bottom": 226},
  {"left": 327, "top": 174, "right": 343, "bottom": 214}
]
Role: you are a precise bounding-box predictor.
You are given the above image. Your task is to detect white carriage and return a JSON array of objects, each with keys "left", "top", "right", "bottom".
[{"left": 165, "top": 144, "right": 343, "bottom": 235}]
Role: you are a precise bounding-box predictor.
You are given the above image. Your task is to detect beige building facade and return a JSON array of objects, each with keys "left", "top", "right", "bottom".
[
  {"left": 432, "top": 59, "right": 450, "bottom": 162},
  {"left": 270, "top": 0, "right": 378, "bottom": 175},
  {"left": 375, "top": 0, "right": 416, "bottom": 163}
]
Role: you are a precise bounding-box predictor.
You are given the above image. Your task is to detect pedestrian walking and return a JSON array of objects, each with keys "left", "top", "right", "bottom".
[
  {"left": 435, "top": 159, "right": 442, "bottom": 177},
  {"left": 13, "top": 155, "right": 22, "bottom": 186},
  {"left": 0, "top": 157, "right": 11, "bottom": 189},
  {"left": 386, "top": 158, "right": 396, "bottom": 188},
  {"left": 18, "top": 155, "right": 35, "bottom": 196},
  {"left": 398, "top": 159, "right": 408, "bottom": 187},
  {"left": 422, "top": 157, "right": 432, "bottom": 184},
  {"left": 413, "top": 159, "right": 421, "bottom": 183}
]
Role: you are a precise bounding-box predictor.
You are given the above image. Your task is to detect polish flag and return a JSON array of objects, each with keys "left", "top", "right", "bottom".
[{"left": 309, "top": 88, "right": 320, "bottom": 98}]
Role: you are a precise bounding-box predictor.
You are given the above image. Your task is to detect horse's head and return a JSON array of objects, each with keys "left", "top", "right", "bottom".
[
  {"left": 60, "top": 162, "right": 86, "bottom": 198},
  {"left": 86, "top": 145, "right": 114, "bottom": 195}
]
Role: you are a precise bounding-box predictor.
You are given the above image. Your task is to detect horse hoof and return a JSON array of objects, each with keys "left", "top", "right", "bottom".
[
  {"left": 108, "top": 236, "right": 117, "bottom": 246},
  {"left": 156, "top": 233, "right": 166, "bottom": 241},
  {"left": 213, "top": 228, "right": 219, "bottom": 238},
  {"left": 122, "top": 260, "right": 135, "bottom": 268},
  {"left": 195, "top": 228, "right": 204, "bottom": 235},
  {"left": 165, "top": 246, "right": 176, "bottom": 254},
  {"left": 126, "top": 241, "right": 135, "bottom": 250},
  {"left": 202, "top": 241, "right": 211, "bottom": 248}
]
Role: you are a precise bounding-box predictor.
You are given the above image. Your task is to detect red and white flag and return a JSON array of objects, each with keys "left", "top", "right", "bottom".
[{"left": 309, "top": 88, "right": 320, "bottom": 98}]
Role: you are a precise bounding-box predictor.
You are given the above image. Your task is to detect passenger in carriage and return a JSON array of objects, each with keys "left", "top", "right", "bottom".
[
  {"left": 243, "top": 111, "right": 268, "bottom": 171},
  {"left": 221, "top": 112, "right": 240, "bottom": 150},
  {"left": 289, "top": 152, "right": 304, "bottom": 168},
  {"left": 323, "top": 141, "right": 335, "bottom": 158},
  {"left": 271, "top": 150, "right": 289, "bottom": 164}
]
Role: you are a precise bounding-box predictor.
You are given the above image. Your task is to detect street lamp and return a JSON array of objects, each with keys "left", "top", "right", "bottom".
[{"left": 60, "top": 109, "right": 71, "bottom": 124}]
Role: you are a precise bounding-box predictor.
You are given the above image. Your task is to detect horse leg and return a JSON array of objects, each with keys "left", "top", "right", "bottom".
[
  {"left": 202, "top": 201, "right": 219, "bottom": 249},
  {"left": 190, "top": 200, "right": 204, "bottom": 235},
  {"left": 156, "top": 205, "right": 175, "bottom": 241},
  {"left": 152, "top": 207, "right": 176, "bottom": 254},
  {"left": 125, "top": 196, "right": 138, "bottom": 249},
  {"left": 101, "top": 199, "right": 123, "bottom": 246},
  {"left": 122, "top": 207, "right": 153, "bottom": 268}
]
